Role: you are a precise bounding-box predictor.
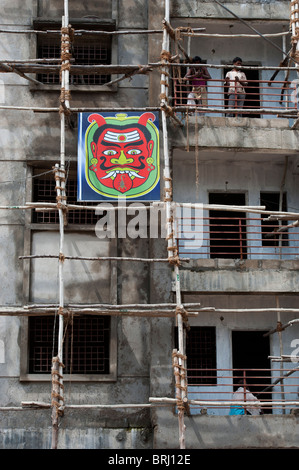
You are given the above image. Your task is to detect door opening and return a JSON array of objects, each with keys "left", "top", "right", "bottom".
[
  {"left": 209, "top": 193, "right": 247, "bottom": 259},
  {"left": 232, "top": 330, "right": 272, "bottom": 414},
  {"left": 224, "top": 66, "right": 260, "bottom": 118}
]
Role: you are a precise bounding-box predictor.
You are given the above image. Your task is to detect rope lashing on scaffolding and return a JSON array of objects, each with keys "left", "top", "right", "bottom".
[
  {"left": 290, "top": 0, "right": 299, "bottom": 39},
  {"left": 59, "top": 25, "right": 74, "bottom": 115},
  {"left": 51, "top": 356, "right": 65, "bottom": 418},
  {"left": 52, "top": 166, "right": 68, "bottom": 208},
  {"left": 163, "top": 176, "right": 173, "bottom": 201},
  {"left": 172, "top": 351, "right": 188, "bottom": 412},
  {"left": 175, "top": 306, "right": 190, "bottom": 330},
  {"left": 276, "top": 321, "right": 284, "bottom": 332}
]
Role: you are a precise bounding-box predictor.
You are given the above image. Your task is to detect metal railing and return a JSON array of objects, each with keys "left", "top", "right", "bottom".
[
  {"left": 172, "top": 78, "right": 298, "bottom": 117},
  {"left": 187, "top": 367, "right": 299, "bottom": 415},
  {"left": 177, "top": 215, "right": 299, "bottom": 259}
]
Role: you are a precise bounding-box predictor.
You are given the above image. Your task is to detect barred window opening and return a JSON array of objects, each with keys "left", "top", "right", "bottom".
[{"left": 28, "top": 315, "right": 110, "bottom": 375}]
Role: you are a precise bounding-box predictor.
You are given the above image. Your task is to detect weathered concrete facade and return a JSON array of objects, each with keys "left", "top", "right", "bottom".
[{"left": 0, "top": 0, "right": 299, "bottom": 449}]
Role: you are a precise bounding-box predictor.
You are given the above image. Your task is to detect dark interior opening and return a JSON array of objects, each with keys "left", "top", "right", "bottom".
[
  {"left": 224, "top": 66, "right": 260, "bottom": 118},
  {"left": 260, "top": 192, "right": 288, "bottom": 247},
  {"left": 232, "top": 330, "right": 272, "bottom": 413}
]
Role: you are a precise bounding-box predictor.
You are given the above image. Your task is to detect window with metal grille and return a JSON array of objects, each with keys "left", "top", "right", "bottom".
[
  {"left": 36, "top": 25, "right": 112, "bottom": 86},
  {"left": 175, "top": 326, "right": 217, "bottom": 385},
  {"left": 28, "top": 315, "right": 110, "bottom": 374},
  {"left": 32, "top": 171, "right": 101, "bottom": 224}
]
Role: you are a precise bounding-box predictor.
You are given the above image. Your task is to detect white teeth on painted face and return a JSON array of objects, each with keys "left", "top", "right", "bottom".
[{"left": 100, "top": 170, "right": 145, "bottom": 180}]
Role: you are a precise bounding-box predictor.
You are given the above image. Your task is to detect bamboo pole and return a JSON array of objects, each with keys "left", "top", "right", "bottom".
[
  {"left": 0, "top": 307, "right": 199, "bottom": 318},
  {"left": 1, "top": 62, "right": 299, "bottom": 74},
  {"left": 19, "top": 254, "right": 190, "bottom": 263},
  {"left": 19, "top": 399, "right": 299, "bottom": 408},
  {"left": 161, "top": 0, "right": 187, "bottom": 450},
  {"left": 0, "top": 105, "right": 297, "bottom": 117},
  {"left": 149, "top": 397, "right": 299, "bottom": 407},
  {"left": 25, "top": 302, "right": 202, "bottom": 310},
  {"left": 2, "top": 306, "right": 299, "bottom": 317},
  {"left": 50, "top": 4, "right": 71, "bottom": 449},
  {"left": 180, "top": 32, "right": 290, "bottom": 39}
]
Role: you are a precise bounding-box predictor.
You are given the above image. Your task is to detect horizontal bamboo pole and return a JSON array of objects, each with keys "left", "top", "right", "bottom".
[
  {"left": 19, "top": 254, "right": 189, "bottom": 263},
  {"left": 21, "top": 402, "right": 154, "bottom": 409},
  {"left": 149, "top": 397, "right": 299, "bottom": 407},
  {"left": 1, "top": 61, "right": 299, "bottom": 74},
  {"left": 181, "top": 32, "right": 290, "bottom": 38},
  {"left": 1, "top": 306, "right": 299, "bottom": 317},
  {"left": 173, "top": 107, "right": 298, "bottom": 116},
  {"left": 25, "top": 302, "right": 202, "bottom": 310},
  {"left": 264, "top": 319, "right": 299, "bottom": 337},
  {"left": 0, "top": 306, "right": 198, "bottom": 317},
  {"left": 164, "top": 202, "right": 299, "bottom": 219},
  {"left": 0, "top": 27, "right": 206, "bottom": 36},
  {"left": 0, "top": 105, "right": 296, "bottom": 118}
]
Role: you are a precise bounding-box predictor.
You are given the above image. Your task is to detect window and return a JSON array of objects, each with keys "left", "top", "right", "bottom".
[
  {"left": 175, "top": 326, "right": 217, "bottom": 385},
  {"left": 32, "top": 169, "right": 101, "bottom": 224},
  {"left": 260, "top": 192, "right": 288, "bottom": 247},
  {"left": 209, "top": 193, "right": 247, "bottom": 259},
  {"left": 28, "top": 315, "right": 110, "bottom": 375},
  {"left": 34, "top": 21, "right": 113, "bottom": 86}
]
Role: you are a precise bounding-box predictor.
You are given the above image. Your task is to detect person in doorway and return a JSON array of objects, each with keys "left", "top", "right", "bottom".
[
  {"left": 229, "top": 379, "right": 261, "bottom": 415},
  {"left": 224, "top": 57, "right": 248, "bottom": 116},
  {"left": 183, "top": 56, "right": 211, "bottom": 112}
]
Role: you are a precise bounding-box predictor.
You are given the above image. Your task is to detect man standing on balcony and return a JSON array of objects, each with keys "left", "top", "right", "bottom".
[
  {"left": 184, "top": 56, "right": 211, "bottom": 112},
  {"left": 224, "top": 57, "right": 248, "bottom": 117}
]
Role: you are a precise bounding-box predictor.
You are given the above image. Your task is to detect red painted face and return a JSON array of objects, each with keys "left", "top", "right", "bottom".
[{"left": 89, "top": 126, "right": 155, "bottom": 194}]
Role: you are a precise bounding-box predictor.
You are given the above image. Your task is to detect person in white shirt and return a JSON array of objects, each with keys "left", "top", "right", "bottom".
[
  {"left": 224, "top": 57, "right": 248, "bottom": 116},
  {"left": 229, "top": 379, "right": 261, "bottom": 415}
]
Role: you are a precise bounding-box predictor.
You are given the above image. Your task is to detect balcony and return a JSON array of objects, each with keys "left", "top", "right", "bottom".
[
  {"left": 172, "top": 76, "right": 297, "bottom": 119},
  {"left": 177, "top": 215, "right": 299, "bottom": 260},
  {"left": 187, "top": 367, "right": 299, "bottom": 416}
]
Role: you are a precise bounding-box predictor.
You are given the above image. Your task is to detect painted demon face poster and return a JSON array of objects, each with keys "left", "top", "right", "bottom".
[{"left": 77, "top": 112, "right": 160, "bottom": 201}]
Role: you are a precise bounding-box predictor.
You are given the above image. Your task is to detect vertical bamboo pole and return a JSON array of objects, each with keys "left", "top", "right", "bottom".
[
  {"left": 161, "top": 0, "right": 187, "bottom": 449},
  {"left": 173, "top": 350, "right": 186, "bottom": 449},
  {"left": 291, "top": 0, "right": 299, "bottom": 74},
  {"left": 276, "top": 296, "right": 286, "bottom": 413},
  {"left": 51, "top": 0, "right": 70, "bottom": 449}
]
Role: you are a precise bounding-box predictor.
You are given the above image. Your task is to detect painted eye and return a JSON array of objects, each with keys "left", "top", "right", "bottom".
[
  {"left": 127, "top": 149, "right": 141, "bottom": 155},
  {"left": 103, "top": 150, "right": 118, "bottom": 156}
]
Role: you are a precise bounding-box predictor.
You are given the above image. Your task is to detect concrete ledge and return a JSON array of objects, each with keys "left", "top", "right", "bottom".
[
  {"left": 169, "top": 116, "right": 299, "bottom": 153},
  {"left": 153, "top": 408, "right": 299, "bottom": 449},
  {"left": 176, "top": 259, "right": 299, "bottom": 292}
]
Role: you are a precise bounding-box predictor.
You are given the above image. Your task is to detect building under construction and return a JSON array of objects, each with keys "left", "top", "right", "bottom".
[{"left": 0, "top": 0, "right": 299, "bottom": 449}]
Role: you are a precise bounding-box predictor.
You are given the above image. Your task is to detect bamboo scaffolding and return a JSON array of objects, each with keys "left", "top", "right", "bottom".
[
  {"left": 49, "top": 4, "right": 72, "bottom": 449},
  {"left": 1, "top": 0, "right": 299, "bottom": 452},
  {"left": 161, "top": 3, "right": 188, "bottom": 450}
]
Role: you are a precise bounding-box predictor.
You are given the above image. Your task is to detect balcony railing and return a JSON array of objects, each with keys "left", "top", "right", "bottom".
[
  {"left": 172, "top": 78, "right": 297, "bottom": 117},
  {"left": 177, "top": 216, "right": 299, "bottom": 259},
  {"left": 187, "top": 368, "right": 299, "bottom": 415}
]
